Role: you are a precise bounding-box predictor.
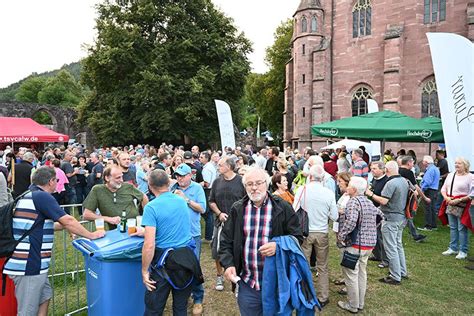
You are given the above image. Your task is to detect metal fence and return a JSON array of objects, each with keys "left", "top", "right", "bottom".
[{"left": 48, "top": 204, "right": 90, "bottom": 316}]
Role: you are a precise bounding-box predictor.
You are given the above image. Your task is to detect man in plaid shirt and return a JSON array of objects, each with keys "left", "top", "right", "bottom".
[{"left": 219, "top": 167, "right": 302, "bottom": 316}]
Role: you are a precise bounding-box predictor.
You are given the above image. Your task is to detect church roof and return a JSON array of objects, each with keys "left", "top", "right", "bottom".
[{"left": 296, "top": 0, "right": 322, "bottom": 13}]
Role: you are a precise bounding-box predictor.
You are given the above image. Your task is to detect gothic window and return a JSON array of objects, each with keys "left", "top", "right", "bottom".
[
  {"left": 424, "top": 0, "right": 446, "bottom": 24},
  {"left": 421, "top": 79, "right": 440, "bottom": 117},
  {"left": 311, "top": 16, "right": 317, "bottom": 32},
  {"left": 352, "top": 0, "right": 371, "bottom": 38},
  {"left": 302, "top": 17, "right": 307, "bottom": 33},
  {"left": 351, "top": 87, "right": 373, "bottom": 116}
]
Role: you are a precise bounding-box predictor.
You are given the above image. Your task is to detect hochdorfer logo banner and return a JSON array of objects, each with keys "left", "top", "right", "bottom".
[
  {"left": 215, "top": 99, "right": 236, "bottom": 152},
  {"left": 427, "top": 33, "right": 474, "bottom": 171}
]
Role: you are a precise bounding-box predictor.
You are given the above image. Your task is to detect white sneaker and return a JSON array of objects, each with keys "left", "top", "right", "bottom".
[
  {"left": 442, "top": 248, "right": 458, "bottom": 256},
  {"left": 456, "top": 251, "right": 467, "bottom": 259},
  {"left": 215, "top": 276, "right": 224, "bottom": 291}
]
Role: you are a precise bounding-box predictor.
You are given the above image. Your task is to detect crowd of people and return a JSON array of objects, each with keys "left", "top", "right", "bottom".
[{"left": 0, "top": 142, "right": 472, "bottom": 315}]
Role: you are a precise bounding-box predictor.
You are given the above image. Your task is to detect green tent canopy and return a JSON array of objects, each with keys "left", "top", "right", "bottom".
[{"left": 311, "top": 110, "right": 444, "bottom": 142}]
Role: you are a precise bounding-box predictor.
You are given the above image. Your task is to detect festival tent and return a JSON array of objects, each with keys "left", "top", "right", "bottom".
[
  {"left": 311, "top": 110, "right": 444, "bottom": 143},
  {"left": 0, "top": 117, "right": 69, "bottom": 143}
]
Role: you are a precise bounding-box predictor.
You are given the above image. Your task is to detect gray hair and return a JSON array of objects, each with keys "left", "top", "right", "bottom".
[
  {"left": 353, "top": 148, "right": 363, "bottom": 157},
  {"left": 31, "top": 166, "right": 56, "bottom": 186},
  {"left": 23, "top": 152, "right": 35, "bottom": 162},
  {"left": 400, "top": 155, "right": 414, "bottom": 166},
  {"left": 423, "top": 155, "right": 434, "bottom": 164},
  {"left": 455, "top": 157, "right": 470, "bottom": 173},
  {"left": 371, "top": 160, "right": 385, "bottom": 170},
  {"left": 148, "top": 169, "right": 169, "bottom": 189},
  {"left": 309, "top": 165, "right": 325, "bottom": 181},
  {"left": 349, "top": 176, "right": 368, "bottom": 195},
  {"left": 241, "top": 166, "right": 270, "bottom": 187},
  {"left": 307, "top": 155, "right": 323, "bottom": 167},
  {"left": 221, "top": 156, "right": 236, "bottom": 171},
  {"left": 385, "top": 160, "right": 399, "bottom": 173}
]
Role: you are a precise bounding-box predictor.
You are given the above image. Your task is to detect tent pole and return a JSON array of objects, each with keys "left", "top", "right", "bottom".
[{"left": 429, "top": 143, "right": 432, "bottom": 156}]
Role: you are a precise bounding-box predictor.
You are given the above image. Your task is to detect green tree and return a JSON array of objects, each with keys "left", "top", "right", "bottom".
[
  {"left": 80, "top": 0, "right": 251, "bottom": 145},
  {"left": 38, "top": 70, "right": 84, "bottom": 107},
  {"left": 15, "top": 76, "right": 47, "bottom": 103},
  {"left": 244, "top": 19, "right": 293, "bottom": 138}
]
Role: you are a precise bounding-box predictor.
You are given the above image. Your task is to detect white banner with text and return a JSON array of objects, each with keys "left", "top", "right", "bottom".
[{"left": 427, "top": 33, "right": 474, "bottom": 171}]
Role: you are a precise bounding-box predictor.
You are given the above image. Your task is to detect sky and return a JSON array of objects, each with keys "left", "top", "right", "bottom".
[{"left": 0, "top": 0, "right": 300, "bottom": 88}]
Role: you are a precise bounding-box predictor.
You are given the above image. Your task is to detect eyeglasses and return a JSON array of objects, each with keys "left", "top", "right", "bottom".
[{"left": 245, "top": 180, "right": 266, "bottom": 188}]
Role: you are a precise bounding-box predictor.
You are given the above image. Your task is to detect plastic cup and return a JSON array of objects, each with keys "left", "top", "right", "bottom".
[
  {"left": 136, "top": 216, "right": 143, "bottom": 228},
  {"left": 127, "top": 218, "right": 137, "bottom": 235},
  {"left": 94, "top": 218, "right": 105, "bottom": 232}
]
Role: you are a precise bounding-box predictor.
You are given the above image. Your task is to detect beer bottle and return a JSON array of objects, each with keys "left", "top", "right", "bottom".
[{"left": 120, "top": 211, "right": 127, "bottom": 233}]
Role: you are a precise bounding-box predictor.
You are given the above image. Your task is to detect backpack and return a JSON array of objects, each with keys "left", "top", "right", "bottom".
[
  {"left": 405, "top": 181, "right": 418, "bottom": 219},
  {"left": 0, "top": 190, "right": 40, "bottom": 295},
  {"left": 294, "top": 185, "right": 309, "bottom": 237}
]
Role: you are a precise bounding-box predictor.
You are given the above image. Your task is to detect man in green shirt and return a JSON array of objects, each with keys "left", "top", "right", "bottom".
[{"left": 83, "top": 165, "right": 148, "bottom": 229}]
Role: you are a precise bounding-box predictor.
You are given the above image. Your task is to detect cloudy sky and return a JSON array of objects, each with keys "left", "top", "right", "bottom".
[{"left": 0, "top": 0, "right": 300, "bottom": 88}]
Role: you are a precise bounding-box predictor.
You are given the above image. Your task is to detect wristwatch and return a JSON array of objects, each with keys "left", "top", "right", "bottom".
[{"left": 185, "top": 198, "right": 191, "bottom": 204}]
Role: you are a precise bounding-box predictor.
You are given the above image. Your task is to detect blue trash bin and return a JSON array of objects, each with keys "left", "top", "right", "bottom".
[{"left": 73, "top": 229, "right": 145, "bottom": 316}]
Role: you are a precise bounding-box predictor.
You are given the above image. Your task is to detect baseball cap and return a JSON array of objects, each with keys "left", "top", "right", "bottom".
[
  {"left": 174, "top": 163, "right": 192, "bottom": 176},
  {"left": 183, "top": 151, "right": 192, "bottom": 159}
]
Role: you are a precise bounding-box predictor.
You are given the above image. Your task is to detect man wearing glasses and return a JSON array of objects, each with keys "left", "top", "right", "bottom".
[
  {"left": 219, "top": 167, "right": 302, "bottom": 316},
  {"left": 83, "top": 165, "right": 148, "bottom": 229}
]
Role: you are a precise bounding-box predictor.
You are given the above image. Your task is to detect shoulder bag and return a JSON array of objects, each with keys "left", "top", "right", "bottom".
[
  {"left": 340, "top": 198, "right": 362, "bottom": 270},
  {"left": 445, "top": 173, "right": 466, "bottom": 217}
]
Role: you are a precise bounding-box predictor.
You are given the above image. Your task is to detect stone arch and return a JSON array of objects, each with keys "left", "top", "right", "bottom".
[{"left": 31, "top": 107, "right": 57, "bottom": 126}]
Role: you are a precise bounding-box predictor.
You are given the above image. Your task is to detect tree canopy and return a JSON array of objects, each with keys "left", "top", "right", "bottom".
[
  {"left": 80, "top": 0, "right": 252, "bottom": 145},
  {"left": 243, "top": 19, "right": 293, "bottom": 139}
]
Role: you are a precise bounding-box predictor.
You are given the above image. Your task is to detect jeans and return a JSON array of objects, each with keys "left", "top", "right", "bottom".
[
  {"left": 203, "top": 212, "right": 214, "bottom": 241},
  {"left": 406, "top": 218, "right": 420, "bottom": 239},
  {"left": 447, "top": 214, "right": 469, "bottom": 253},
  {"left": 75, "top": 185, "right": 88, "bottom": 215},
  {"left": 144, "top": 270, "right": 192, "bottom": 316},
  {"left": 341, "top": 248, "right": 372, "bottom": 310},
  {"left": 382, "top": 220, "right": 407, "bottom": 282},
  {"left": 192, "top": 236, "right": 204, "bottom": 304},
  {"left": 424, "top": 189, "right": 438, "bottom": 228},
  {"left": 237, "top": 280, "right": 263, "bottom": 316}
]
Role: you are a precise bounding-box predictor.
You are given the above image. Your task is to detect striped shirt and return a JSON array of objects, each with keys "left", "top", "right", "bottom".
[
  {"left": 241, "top": 197, "right": 272, "bottom": 290},
  {"left": 4, "top": 186, "right": 66, "bottom": 276},
  {"left": 350, "top": 158, "right": 369, "bottom": 180}
]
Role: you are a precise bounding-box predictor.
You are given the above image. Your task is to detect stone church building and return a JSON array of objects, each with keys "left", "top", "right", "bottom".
[{"left": 284, "top": 0, "right": 474, "bottom": 151}]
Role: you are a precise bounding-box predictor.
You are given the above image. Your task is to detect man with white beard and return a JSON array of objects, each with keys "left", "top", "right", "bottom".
[{"left": 219, "top": 167, "right": 302, "bottom": 316}]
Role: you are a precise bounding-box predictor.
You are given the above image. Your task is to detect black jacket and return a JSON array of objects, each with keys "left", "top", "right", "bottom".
[
  {"left": 153, "top": 246, "right": 204, "bottom": 289},
  {"left": 13, "top": 160, "right": 33, "bottom": 198},
  {"left": 218, "top": 193, "right": 303, "bottom": 276}
]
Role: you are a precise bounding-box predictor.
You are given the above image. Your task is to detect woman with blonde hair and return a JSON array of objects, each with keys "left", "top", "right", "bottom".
[
  {"left": 337, "top": 152, "right": 351, "bottom": 173},
  {"left": 440, "top": 157, "right": 473, "bottom": 259}
]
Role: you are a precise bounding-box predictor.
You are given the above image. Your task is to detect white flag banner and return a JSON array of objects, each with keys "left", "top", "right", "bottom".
[
  {"left": 427, "top": 33, "right": 474, "bottom": 171},
  {"left": 367, "top": 99, "right": 381, "bottom": 160},
  {"left": 215, "top": 99, "right": 236, "bottom": 152}
]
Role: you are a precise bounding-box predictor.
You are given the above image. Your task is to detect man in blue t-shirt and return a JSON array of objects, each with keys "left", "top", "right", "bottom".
[
  {"left": 171, "top": 163, "right": 206, "bottom": 315},
  {"left": 141, "top": 169, "right": 193, "bottom": 315},
  {"left": 4, "top": 166, "right": 105, "bottom": 316}
]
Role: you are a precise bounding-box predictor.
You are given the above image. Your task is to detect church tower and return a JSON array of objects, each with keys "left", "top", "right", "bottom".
[{"left": 284, "top": 0, "right": 333, "bottom": 150}]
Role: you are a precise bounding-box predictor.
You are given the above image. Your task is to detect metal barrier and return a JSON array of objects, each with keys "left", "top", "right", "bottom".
[{"left": 48, "top": 204, "right": 90, "bottom": 316}]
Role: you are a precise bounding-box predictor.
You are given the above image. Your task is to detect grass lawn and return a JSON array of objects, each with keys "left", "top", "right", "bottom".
[{"left": 48, "top": 209, "right": 473, "bottom": 315}]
